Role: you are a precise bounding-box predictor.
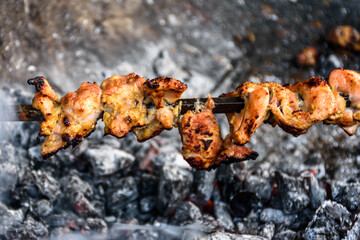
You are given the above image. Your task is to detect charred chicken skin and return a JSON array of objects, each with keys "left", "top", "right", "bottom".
[{"left": 29, "top": 68, "right": 360, "bottom": 169}]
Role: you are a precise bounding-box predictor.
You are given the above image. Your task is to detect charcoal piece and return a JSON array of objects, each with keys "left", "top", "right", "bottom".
[
  {"left": 28, "top": 145, "right": 42, "bottom": 160},
  {"left": 71, "top": 192, "right": 102, "bottom": 217},
  {"left": 107, "top": 176, "right": 139, "bottom": 214},
  {"left": 61, "top": 173, "right": 94, "bottom": 199},
  {"left": 229, "top": 192, "right": 259, "bottom": 218},
  {"left": 156, "top": 163, "right": 193, "bottom": 215},
  {"left": 50, "top": 227, "right": 71, "bottom": 238},
  {"left": 24, "top": 216, "right": 49, "bottom": 238},
  {"left": 245, "top": 175, "right": 272, "bottom": 202},
  {"left": 151, "top": 152, "right": 184, "bottom": 175},
  {"left": 303, "top": 173, "right": 326, "bottom": 209},
  {"left": 32, "top": 170, "right": 61, "bottom": 201},
  {"left": 334, "top": 182, "right": 360, "bottom": 212},
  {"left": 84, "top": 218, "right": 108, "bottom": 234},
  {"left": 275, "top": 171, "right": 310, "bottom": 214},
  {"left": 303, "top": 200, "right": 352, "bottom": 240},
  {"left": 192, "top": 170, "right": 216, "bottom": 206},
  {"left": 139, "top": 173, "right": 158, "bottom": 196},
  {"left": 214, "top": 201, "right": 235, "bottom": 232},
  {"left": 0, "top": 202, "right": 24, "bottom": 235},
  {"left": 140, "top": 196, "right": 157, "bottom": 213},
  {"left": 343, "top": 213, "right": 360, "bottom": 240},
  {"left": 34, "top": 199, "right": 53, "bottom": 217},
  {"left": 83, "top": 145, "right": 135, "bottom": 176},
  {"left": 330, "top": 181, "right": 347, "bottom": 200},
  {"left": 216, "top": 164, "right": 245, "bottom": 202},
  {"left": 259, "top": 222, "right": 275, "bottom": 239},
  {"left": 171, "top": 201, "right": 203, "bottom": 225},
  {"left": 0, "top": 142, "right": 19, "bottom": 193},
  {"left": 46, "top": 211, "right": 79, "bottom": 228},
  {"left": 273, "top": 230, "right": 298, "bottom": 240},
  {"left": 259, "top": 208, "right": 296, "bottom": 226}
]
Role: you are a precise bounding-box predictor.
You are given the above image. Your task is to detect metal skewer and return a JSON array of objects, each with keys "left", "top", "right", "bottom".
[{"left": 0, "top": 97, "right": 244, "bottom": 122}]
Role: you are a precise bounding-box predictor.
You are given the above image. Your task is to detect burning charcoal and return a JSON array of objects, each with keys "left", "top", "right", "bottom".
[
  {"left": 107, "top": 176, "right": 139, "bottom": 215},
  {"left": 216, "top": 164, "right": 246, "bottom": 202},
  {"left": 47, "top": 211, "right": 80, "bottom": 229},
  {"left": 259, "top": 208, "right": 296, "bottom": 226},
  {"left": 259, "top": 222, "right": 275, "bottom": 239},
  {"left": 273, "top": 230, "right": 298, "bottom": 240},
  {"left": 343, "top": 213, "right": 360, "bottom": 240},
  {"left": 0, "top": 142, "right": 19, "bottom": 193},
  {"left": 34, "top": 199, "right": 53, "bottom": 217},
  {"left": 275, "top": 171, "right": 310, "bottom": 214},
  {"left": 156, "top": 162, "right": 193, "bottom": 215},
  {"left": 83, "top": 145, "right": 135, "bottom": 176},
  {"left": 140, "top": 196, "right": 157, "bottom": 213},
  {"left": 50, "top": 227, "right": 71, "bottom": 238},
  {"left": 303, "top": 200, "right": 352, "bottom": 240},
  {"left": 24, "top": 216, "right": 49, "bottom": 239},
  {"left": 334, "top": 182, "right": 360, "bottom": 212},
  {"left": 213, "top": 201, "right": 235, "bottom": 232},
  {"left": 192, "top": 170, "right": 216, "bottom": 206},
  {"left": 32, "top": 169, "right": 61, "bottom": 201},
  {"left": 245, "top": 175, "right": 272, "bottom": 203},
  {"left": 84, "top": 218, "right": 108, "bottom": 234},
  {"left": 139, "top": 173, "right": 159, "bottom": 196},
  {"left": 171, "top": 201, "right": 203, "bottom": 225},
  {"left": 229, "top": 192, "right": 260, "bottom": 218}
]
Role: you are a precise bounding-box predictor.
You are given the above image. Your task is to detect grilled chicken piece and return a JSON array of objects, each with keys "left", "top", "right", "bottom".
[
  {"left": 28, "top": 77, "right": 60, "bottom": 136},
  {"left": 264, "top": 77, "right": 337, "bottom": 136},
  {"left": 222, "top": 82, "right": 270, "bottom": 145},
  {"left": 133, "top": 77, "right": 187, "bottom": 141},
  {"left": 180, "top": 95, "right": 223, "bottom": 169},
  {"left": 327, "top": 25, "right": 360, "bottom": 52},
  {"left": 101, "top": 74, "right": 147, "bottom": 138},
  {"left": 327, "top": 69, "right": 360, "bottom": 135},
  {"left": 30, "top": 80, "right": 102, "bottom": 157},
  {"left": 214, "top": 134, "right": 258, "bottom": 169}
]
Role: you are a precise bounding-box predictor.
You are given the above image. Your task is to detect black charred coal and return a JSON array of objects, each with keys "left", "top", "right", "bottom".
[
  {"left": 303, "top": 200, "right": 352, "bottom": 240},
  {"left": 229, "top": 192, "right": 260, "bottom": 218},
  {"left": 156, "top": 163, "right": 193, "bottom": 215},
  {"left": 170, "top": 201, "right": 203, "bottom": 225},
  {"left": 273, "top": 230, "right": 298, "bottom": 240},
  {"left": 191, "top": 170, "right": 216, "bottom": 206},
  {"left": 333, "top": 182, "right": 360, "bottom": 212},
  {"left": 275, "top": 171, "right": 310, "bottom": 214},
  {"left": 213, "top": 201, "right": 235, "bottom": 232},
  {"left": 245, "top": 175, "right": 272, "bottom": 203}
]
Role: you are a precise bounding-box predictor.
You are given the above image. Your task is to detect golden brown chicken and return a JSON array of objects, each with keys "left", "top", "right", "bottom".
[
  {"left": 223, "top": 82, "right": 270, "bottom": 145},
  {"left": 133, "top": 77, "right": 187, "bottom": 141},
  {"left": 180, "top": 95, "right": 223, "bottom": 169},
  {"left": 327, "top": 69, "right": 360, "bottom": 135},
  {"left": 101, "top": 73, "right": 147, "bottom": 138},
  {"left": 29, "top": 79, "right": 102, "bottom": 157},
  {"left": 28, "top": 77, "right": 60, "bottom": 137},
  {"left": 264, "top": 77, "right": 337, "bottom": 136}
]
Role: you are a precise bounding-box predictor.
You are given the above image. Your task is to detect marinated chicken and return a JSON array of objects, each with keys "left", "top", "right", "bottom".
[
  {"left": 265, "top": 77, "right": 337, "bottom": 136},
  {"left": 29, "top": 79, "right": 102, "bottom": 157},
  {"left": 326, "top": 69, "right": 360, "bottom": 135},
  {"left": 133, "top": 77, "right": 187, "bottom": 141},
  {"left": 101, "top": 74, "right": 147, "bottom": 138},
  {"left": 28, "top": 68, "right": 360, "bottom": 169},
  {"left": 180, "top": 95, "right": 223, "bottom": 169},
  {"left": 222, "top": 82, "right": 270, "bottom": 145}
]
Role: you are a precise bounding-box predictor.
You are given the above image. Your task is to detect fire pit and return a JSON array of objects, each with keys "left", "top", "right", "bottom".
[{"left": 1, "top": 0, "right": 360, "bottom": 239}]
